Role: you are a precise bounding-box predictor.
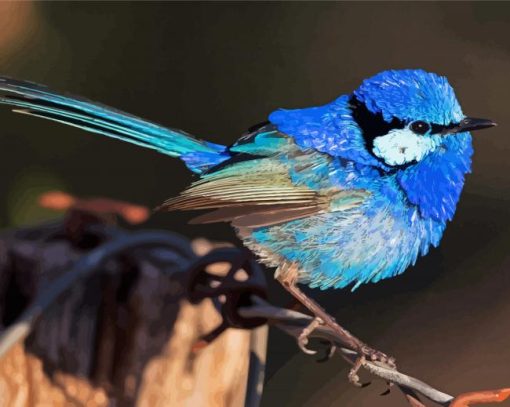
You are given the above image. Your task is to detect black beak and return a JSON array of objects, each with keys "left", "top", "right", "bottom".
[{"left": 441, "top": 117, "right": 497, "bottom": 135}]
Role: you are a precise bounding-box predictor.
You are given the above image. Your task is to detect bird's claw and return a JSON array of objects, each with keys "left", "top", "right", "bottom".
[
  {"left": 361, "top": 346, "right": 396, "bottom": 368},
  {"left": 380, "top": 381, "right": 393, "bottom": 396},
  {"left": 345, "top": 347, "right": 394, "bottom": 388},
  {"left": 296, "top": 316, "right": 323, "bottom": 355},
  {"left": 298, "top": 335, "right": 317, "bottom": 355},
  {"left": 348, "top": 356, "right": 370, "bottom": 387}
]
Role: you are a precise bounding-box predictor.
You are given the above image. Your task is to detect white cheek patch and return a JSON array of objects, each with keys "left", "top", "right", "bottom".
[{"left": 372, "top": 128, "right": 441, "bottom": 166}]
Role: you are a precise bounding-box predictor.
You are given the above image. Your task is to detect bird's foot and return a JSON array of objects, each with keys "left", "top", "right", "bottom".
[
  {"left": 348, "top": 356, "right": 370, "bottom": 387},
  {"left": 296, "top": 316, "right": 338, "bottom": 362},
  {"left": 359, "top": 345, "right": 396, "bottom": 368},
  {"left": 276, "top": 262, "right": 396, "bottom": 370},
  {"left": 297, "top": 316, "right": 323, "bottom": 354}
]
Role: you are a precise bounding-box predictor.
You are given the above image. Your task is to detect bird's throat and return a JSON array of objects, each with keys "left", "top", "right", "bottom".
[{"left": 396, "top": 133, "right": 473, "bottom": 223}]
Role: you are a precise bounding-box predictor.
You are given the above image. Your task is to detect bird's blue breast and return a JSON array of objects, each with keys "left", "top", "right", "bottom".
[
  {"left": 396, "top": 133, "right": 473, "bottom": 221},
  {"left": 244, "top": 153, "right": 451, "bottom": 290}
]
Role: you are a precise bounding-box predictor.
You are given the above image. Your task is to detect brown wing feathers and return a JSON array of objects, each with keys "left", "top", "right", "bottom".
[{"left": 158, "top": 160, "right": 366, "bottom": 228}]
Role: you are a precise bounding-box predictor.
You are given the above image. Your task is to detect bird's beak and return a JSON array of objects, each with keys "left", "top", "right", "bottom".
[{"left": 441, "top": 117, "right": 497, "bottom": 135}]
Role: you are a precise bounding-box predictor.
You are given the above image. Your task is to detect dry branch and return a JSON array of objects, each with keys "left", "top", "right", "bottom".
[
  {"left": 237, "top": 299, "right": 509, "bottom": 407},
  {"left": 450, "top": 388, "right": 510, "bottom": 406}
]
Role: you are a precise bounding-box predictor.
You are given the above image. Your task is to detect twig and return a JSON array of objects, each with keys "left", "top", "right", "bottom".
[
  {"left": 238, "top": 298, "right": 455, "bottom": 406},
  {"left": 239, "top": 298, "right": 510, "bottom": 406},
  {"left": 0, "top": 230, "right": 195, "bottom": 359},
  {"left": 450, "top": 388, "right": 510, "bottom": 406}
]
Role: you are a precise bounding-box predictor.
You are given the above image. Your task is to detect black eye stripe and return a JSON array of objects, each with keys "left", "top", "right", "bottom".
[
  {"left": 350, "top": 96, "right": 459, "bottom": 138},
  {"left": 350, "top": 96, "right": 405, "bottom": 151},
  {"left": 349, "top": 97, "right": 457, "bottom": 171},
  {"left": 430, "top": 122, "right": 457, "bottom": 135}
]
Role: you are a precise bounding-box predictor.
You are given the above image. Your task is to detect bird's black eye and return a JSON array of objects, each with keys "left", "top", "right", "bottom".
[{"left": 410, "top": 121, "right": 430, "bottom": 135}]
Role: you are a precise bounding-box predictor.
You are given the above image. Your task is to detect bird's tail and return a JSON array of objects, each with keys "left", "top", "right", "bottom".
[{"left": 0, "top": 77, "right": 229, "bottom": 173}]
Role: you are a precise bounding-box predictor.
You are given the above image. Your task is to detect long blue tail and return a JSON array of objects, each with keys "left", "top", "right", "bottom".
[{"left": 0, "top": 77, "right": 229, "bottom": 173}]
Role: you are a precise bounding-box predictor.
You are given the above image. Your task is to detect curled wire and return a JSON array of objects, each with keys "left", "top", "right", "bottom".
[{"left": 186, "top": 247, "right": 268, "bottom": 343}]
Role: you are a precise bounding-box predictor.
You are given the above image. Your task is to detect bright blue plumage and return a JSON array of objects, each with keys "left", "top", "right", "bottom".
[
  {"left": 0, "top": 77, "right": 229, "bottom": 173},
  {"left": 0, "top": 70, "right": 495, "bottom": 290}
]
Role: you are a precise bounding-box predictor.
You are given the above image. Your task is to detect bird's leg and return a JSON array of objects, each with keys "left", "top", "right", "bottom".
[{"left": 276, "top": 263, "right": 396, "bottom": 369}]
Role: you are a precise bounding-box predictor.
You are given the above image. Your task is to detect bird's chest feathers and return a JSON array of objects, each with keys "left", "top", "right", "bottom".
[{"left": 394, "top": 134, "right": 473, "bottom": 223}]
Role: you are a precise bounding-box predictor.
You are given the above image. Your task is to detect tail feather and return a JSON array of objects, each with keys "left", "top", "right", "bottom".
[{"left": 0, "top": 77, "right": 228, "bottom": 173}]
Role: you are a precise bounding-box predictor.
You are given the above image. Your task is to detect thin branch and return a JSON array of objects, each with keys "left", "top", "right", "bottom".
[
  {"left": 239, "top": 299, "right": 510, "bottom": 406},
  {"left": 450, "top": 388, "right": 510, "bottom": 406},
  {"left": 239, "top": 298, "right": 455, "bottom": 406}
]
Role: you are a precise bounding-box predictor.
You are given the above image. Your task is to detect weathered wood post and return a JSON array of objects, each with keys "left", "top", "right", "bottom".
[{"left": 0, "top": 212, "right": 267, "bottom": 406}]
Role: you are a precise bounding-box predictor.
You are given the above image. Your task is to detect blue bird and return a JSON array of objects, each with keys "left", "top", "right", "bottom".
[{"left": 0, "top": 70, "right": 496, "bottom": 361}]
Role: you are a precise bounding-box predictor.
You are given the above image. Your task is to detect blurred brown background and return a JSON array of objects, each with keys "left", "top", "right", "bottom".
[{"left": 0, "top": 2, "right": 508, "bottom": 406}]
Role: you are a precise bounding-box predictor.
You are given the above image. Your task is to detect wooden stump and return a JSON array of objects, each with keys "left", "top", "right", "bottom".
[{"left": 0, "top": 219, "right": 267, "bottom": 406}]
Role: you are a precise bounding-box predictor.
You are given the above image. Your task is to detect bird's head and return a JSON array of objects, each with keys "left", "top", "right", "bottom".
[
  {"left": 270, "top": 69, "right": 495, "bottom": 171},
  {"left": 351, "top": 69, "right": 496, "bottom": 168},
  {"left": 269, "top": 69, "right": 496, "bottom": 222}
]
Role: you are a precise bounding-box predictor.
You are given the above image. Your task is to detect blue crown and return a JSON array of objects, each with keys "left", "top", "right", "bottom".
[{"left": 354, "top": 69, "right": 464, "bottom": 125}]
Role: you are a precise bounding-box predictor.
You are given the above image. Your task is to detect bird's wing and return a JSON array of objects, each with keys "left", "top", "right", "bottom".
[
  {"left": 0, "top": 77, "right": 225, "bottom": 162},
  {"left": 159, "top": 156, "right": 369, "bottom": 228}
]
